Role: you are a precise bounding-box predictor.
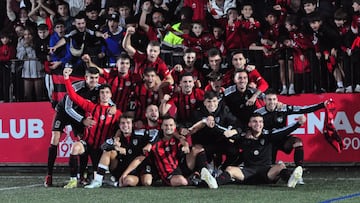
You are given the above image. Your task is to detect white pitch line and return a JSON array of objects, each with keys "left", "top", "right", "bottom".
[{"left": 0, "top": 184, "right": 42, "bottom": 191}]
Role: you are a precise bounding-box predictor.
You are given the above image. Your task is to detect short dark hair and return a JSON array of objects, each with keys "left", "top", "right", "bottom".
[
  {"left": 285, "top": 15, "right": 300, "bottom": 27},
  {"left": 120, "top": 112, "right": 134, "bottom": 120},
  {"left": 308, "top": 13, "right": 322, "bottom": 23},
  {"left": 143, "top": 67, "right": 157, "bottom": 75},
  {"left": 334, "top": 8, "right": 348, "bottom": 21},
  {"left": 204, "top": 91, "right": 219, "bottom": 100},
  {"left": 99, "top": 83, "right": 112, "bottom": 91},
  {"left": 264, "top": 88, "right": 278, "bottom": 95},
  {"left": 117, "top": 53, "right": 131, "bottom": 61},
  {"left": 302, "top": 0, "right": 317, "bottom": 5},
  {"left": 250, "top": 112, "right": 263, "bottom": 119},
  {"left": 161, "top": 115, "right": 176, "bottom": 123},
  {"left": 207, "top": 71, "right": 223, "bottom": 81},
  {"left": 148, "top": 40, "right": 161, "bottom": 47},
  {"left": 234, "top": 69, "right": 248, "bottom": 77},
  {"left": 207, "top": 47, "right": 221, "bottom": 58},
  {"left": 179, "top": 72, "right": 194, "bottom": 81},
  {"left": 86, "top": 67, "right": 100, "bottom": 75},
  {"left": 184, "top": 47, "right": 196, "bottom": 55}
]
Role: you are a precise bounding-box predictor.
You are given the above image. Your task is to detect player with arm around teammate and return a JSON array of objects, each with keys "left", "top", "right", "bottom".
[
  {"left": 85, "top": 113, "right": 156, "bottom": 188},
  {"left": 216, "top": 113, "right": 306, "bottom": 188},
  {"left": 62, "top": 68, "right": 122, "bottom": 188}
]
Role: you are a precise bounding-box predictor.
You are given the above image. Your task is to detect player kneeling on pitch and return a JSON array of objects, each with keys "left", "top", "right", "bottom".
[
  {"left": 85, "top": 113, "right": 157, "bottom": 188},
  {"left": 216, "top": 113, "right": 306, "bottom": 188}
]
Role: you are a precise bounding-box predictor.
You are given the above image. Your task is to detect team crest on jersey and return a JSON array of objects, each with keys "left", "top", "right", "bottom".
[
  {"left": 146, "top": 165, "right": 151, "bottom": 173},
  {"left": 277, "top": 117, "right": 283, "bottom": 123},
  {"left": 254, "top": 150, "right": 259, "bottom": 155},
  {"left": 128, "top": 149, "right": 132, "bottom": 154},
  {"left": 147, "top": 98, "right": 152, "bottom": 103},
  {"left": 100, "top": 115, "right": 106, "bottom": 120},
  {"left": 214, "top": 117, "right": 220, "bottom": 123},
  {"left": 170, "top": 140, "right": 176, "bottom": 145},
  {"left": 185, "top": 105, "right": 190, "bottom": 109},
  {"left": 133, "top": 139, "right": 138, "bottom": 146},
  {"left": 260, "top": 139, "right": 265, "bottom": 145},
  {"left": 125, "top": 81, "right": 131, "bottom": 86},
  {"left": 118, "top": 87, "right": 122, "bottom": 90},
  {"left": 190, "top": 99, "right": 196, "bottom": 104},
  {"left": 154, "top": 94, "right": 158, "bottom": 100},
  {"left": 165, "top": 146, "right": 170, "bottom": 151}
]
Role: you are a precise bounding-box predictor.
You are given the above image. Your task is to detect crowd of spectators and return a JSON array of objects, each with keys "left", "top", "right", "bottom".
[{"left": 0, "top": 0, "right": 360, "bottom": 103}]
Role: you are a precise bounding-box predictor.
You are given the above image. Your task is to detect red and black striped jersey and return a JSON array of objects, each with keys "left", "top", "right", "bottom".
[
  {"left": 151, "top": 135, "right": 181, "bottom": 182},
  {"left": 133, "top": 51, "right": 170, "bottom": 80},
  {"left": 167, "top": 88, "right": 204, "bottom": 124},
  {"left": 65, "top": 78, "right": 122, "bottom": 149},
  {"left": 133, "top": 84, "right": 162, "bottom": 121},
  {"left": 103, "top": 70, "right": 141, "bottom": 112}
]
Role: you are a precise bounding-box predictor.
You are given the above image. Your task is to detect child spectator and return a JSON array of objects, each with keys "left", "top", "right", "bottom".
[
  {"left": 260, "top": 9, "right": 288, "bottom": 93},
  {"left": 0, "top": 32, "right": 16, "bottom": 102},
  {"left": 119, "top": 2, "right": 132, "bottom": 29},
  {"left": 225, "top": 7, "right": 243, "bottom": 52},
  {"left": 16, "top": 27, "right": 45, "bottom": 101},
  {"left": 208, "top": 0, "right": 236, "bottom": 28},
  {"left": 28, "top": 0, "right": 55, "bottom": 33},
  {"left": 53, "top": 1, "right": 73, "bottom": 33},
  {"left": 238, "top": 3, "right": 261, "bottom": 50},
  {"left": 308, "top": 13, "right": 343, "bottom": 92},
  {"left": 35, "top": 24, "right": 51, "bottom": 100},
  {"left": 284, "top": 15, "right": 313, "bottom": 94},
  {"left": 182, "top": 21, "right": 213, "bottom": 60},
  {"left": 333, "top": 9, "right": 354, "bottom": 93},
  {"left": 211, "top": 24, "right": 226, "bottom": 57}
]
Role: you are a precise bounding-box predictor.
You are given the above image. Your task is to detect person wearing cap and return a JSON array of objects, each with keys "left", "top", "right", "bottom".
[{"left": 101, "top": 12, "right": 125, "bottom": 64}]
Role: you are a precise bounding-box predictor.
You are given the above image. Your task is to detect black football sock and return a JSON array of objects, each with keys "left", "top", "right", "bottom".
[
  {"left": 69, "top": 154, "right": 79, "bottom": 178},
  {"left": 47, "top": 144, "right": 57, "bottom": 175},
  {"left": 216, "top": 171, "right": 232, "bottom": 185},
  {"left": 79, "top": 153, "right": 88, "bottom": 178},
  {"left": 279, "top": 168, "right": 291, "bottom": 181},
  {"left": 195, "top": 151, "right": 208, "bottom": 171},
  {"left": 294, "top": 146, "right": 304, "bottom": 167}
]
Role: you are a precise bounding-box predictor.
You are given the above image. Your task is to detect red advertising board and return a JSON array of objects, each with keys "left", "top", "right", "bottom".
[{"left": 0, "top": 93, "right": 359, "bottom": 164}]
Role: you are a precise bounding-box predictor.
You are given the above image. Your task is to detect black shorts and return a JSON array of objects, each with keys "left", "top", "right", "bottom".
[
  {"left": 51, "top": 109, "right": 84, "bottom": 135},
  {"left": 111, "top": 155, "right": 155, "bottom": 180},
  {"left": 163, "top": 155, "right": 192, "bottom": 186},
  {"left": 241, "top": 165, "right": 272, "bottom": 184}
]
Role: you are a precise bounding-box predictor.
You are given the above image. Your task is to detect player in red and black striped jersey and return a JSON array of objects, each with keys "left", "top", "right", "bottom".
[
  {"left": 85, "top": 113, "right": 158, "bottom": 188},
  {"left": 83, "top": 53, "right": 142, "bottom": 113},
  {"left": 160, "top": 72, "right": 204, "bottom": 128},
  {"left": 171, "top": 48, "right": 205, "bottom": 89},
  {"left": 123, "top": 26, "right": 174, "bottom": 89},
  {"left": 44, "top": 67, "right": 100, "bottom": 187},
  {"left": 150, "top": 116, "right": 218, "bottom": 188},
  {"left": 133, "top": 68, "right": 169, "bottom": 122},
  {"left": 62, "top": 67, "right": 122, "bottom": 188}
]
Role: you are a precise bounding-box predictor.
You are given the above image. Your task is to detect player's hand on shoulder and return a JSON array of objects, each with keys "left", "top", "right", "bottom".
[{"left": 82, "top": 116, "right": 96, "bottom": 127}]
